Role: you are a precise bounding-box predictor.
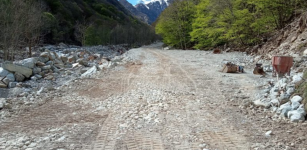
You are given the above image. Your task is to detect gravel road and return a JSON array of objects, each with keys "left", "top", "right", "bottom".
[{"left": 1, "top": 43, "right": 307, "bottom": 150}]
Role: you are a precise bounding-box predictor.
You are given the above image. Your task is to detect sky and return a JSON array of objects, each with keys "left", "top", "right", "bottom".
[
  {"left": 127, "top": 0, "right": 153, "bottom": 6},
  {"left": 127, "top": 0, "right": 140, "bottom": 5}
]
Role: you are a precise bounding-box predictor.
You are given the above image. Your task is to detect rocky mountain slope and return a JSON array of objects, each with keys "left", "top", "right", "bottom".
[
  {"left": 120, "top": 0, "right": 171, "bottom": 24},
  {"left": 119, "top": 0, "right": 149, "bottom": 23},
  {"left": 43, "top": 0, "right": 157, "bottom": 45}
]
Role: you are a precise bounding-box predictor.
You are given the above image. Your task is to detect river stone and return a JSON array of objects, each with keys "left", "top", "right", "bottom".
[
  {"left": 68, "top": 56, "right": 76, "bottom": 63},
  {"left": 6, "top": 73, "right": 15, "bottom": 82},
  {"left": 33, "top": 67, "right": 42, "bottom": 74},
  {"left": 0, "top": 98, "right": 5, "bottom": 109},
  {"left": 291, "top": 95, "right": 303, "bottom": 103},
  {"left": 61, "top": 56, "right": 68, "bottom": 63},
  {"left": 38, "top": 56, "right": 49, "bottom": 63},
  {"left": 0, "top": 67, "right": 9, "bottom": 77},
  {"left": 44, "top": 75, "right": 54, "bottom": 80},
  {"left": 0, "top": 81, "right": 7, "bottom": 88},
  {"left": 40, "top": 52, "right": 50, "bottom": 58},
  {"left": 42, "top": 65, "right": 51, "bottom": 70},
  {"left": 288, "top": 105, "right": 306, "bottom": 122},
  {"left": 77, "top": 58, "right": 88, "bottom": 66},
  {"left": 2, "top": 62, "right": 32, "bottom": 78},
  {"left": 14, "top": 72, "right": 26, "bottom": 82},
  {"left": 46, "top": 61, "right": 54, "bottom": 66},
  {"left": 18, "top": 57, "right": 38, "bottom": 69},
  {"left": 277, "top": 102, "right": 292, "bottom": 118},
  {"left": 81, "top": 66, "right": 97, "bottom": 78},
  {"left": 36, "top": 61, "right": 46, "bottom": 66},
  {"left": 2, "top": 78, "right": 10, "bottom": 85},
  {"left": 9, "top": 82, "right": 17, "bottom": 88}
]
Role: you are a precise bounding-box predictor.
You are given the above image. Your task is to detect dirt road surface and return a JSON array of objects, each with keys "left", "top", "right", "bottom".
[{"left": 1, "top": 43, "right": 307, "bottom": 150}]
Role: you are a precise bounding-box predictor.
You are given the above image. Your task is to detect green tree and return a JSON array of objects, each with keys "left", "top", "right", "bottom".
[{"left": 156, "top": 0, "right": 196, "bottom": 49}]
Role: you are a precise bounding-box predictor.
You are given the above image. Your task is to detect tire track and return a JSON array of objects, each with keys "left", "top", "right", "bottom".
[{"left": 91, "top": 115, "right": 118, "bottom": 150}]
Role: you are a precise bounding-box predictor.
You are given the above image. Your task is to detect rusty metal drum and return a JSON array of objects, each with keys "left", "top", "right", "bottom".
[{"left": 272, "top": 56, "right": 293, "bottom": 77}]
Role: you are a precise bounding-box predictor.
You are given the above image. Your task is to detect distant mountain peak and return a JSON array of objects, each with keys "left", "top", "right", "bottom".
[
  {"left": 120, "top": 0, "right": 171, "bottom": 24},
  {"left": 140, "top": 0, "right": 169, "bottom": 6}
]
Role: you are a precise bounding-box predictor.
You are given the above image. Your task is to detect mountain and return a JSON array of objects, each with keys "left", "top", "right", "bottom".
[
  {"left": 120, "top": 0, "right": 170, "bottom": 24},
  {"left": 119, "top": 0, "right": 149, "bottom": 23},
  {"left": 136, "top": 0, "right": 169, "bottom": 24},
  {"left": 43, "top": 0, "right": 158, "bottom": 45}
]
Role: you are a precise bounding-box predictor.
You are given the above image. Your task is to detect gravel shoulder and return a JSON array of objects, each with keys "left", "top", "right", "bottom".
[{"left": 1, "top": 43, "right": 307, "bottom": 150}]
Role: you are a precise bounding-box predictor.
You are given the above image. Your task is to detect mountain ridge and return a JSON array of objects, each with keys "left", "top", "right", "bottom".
[{"left": 120, "top": 0, "right": 171, "bottom": 24}]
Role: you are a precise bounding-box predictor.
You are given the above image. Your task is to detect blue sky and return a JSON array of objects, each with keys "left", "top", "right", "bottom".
[{"left": 127, "top": 0, "right": 140, "bottom": 5}]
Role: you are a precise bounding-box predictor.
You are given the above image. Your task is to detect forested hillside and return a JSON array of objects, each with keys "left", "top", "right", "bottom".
[
  {"left": 155, "top": 0, "right": 307, "bottom": 50},
  {"left": 0, "top": 0, "right": 159, "bottom": 60}
]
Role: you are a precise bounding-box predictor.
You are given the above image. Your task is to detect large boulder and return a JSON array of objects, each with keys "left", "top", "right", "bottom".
[
  {"left": 0, "top": 67, "right": 9, "bottom": 77},
  {"left": 2, "top": 62, "right": 32, "bottom": 78},
  {"left": 17, "top": 57, "right": 38, "bottom": 69}
]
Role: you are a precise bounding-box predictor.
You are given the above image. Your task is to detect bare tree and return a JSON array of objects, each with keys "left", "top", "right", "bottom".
[{"left": 0, "top": 0, "right": 45, "bottom": 60}]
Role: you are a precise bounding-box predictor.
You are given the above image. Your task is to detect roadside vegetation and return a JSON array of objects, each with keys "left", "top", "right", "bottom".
[{"left": 155, "top": 0, "right": 307, "bottom": 50}]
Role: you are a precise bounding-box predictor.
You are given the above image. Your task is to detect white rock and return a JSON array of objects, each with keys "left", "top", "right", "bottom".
[
  {"left": 287, "top": 105, "right": 306, "bottom": 122},
  {"left": 253, "top": 99, "right": 271, "bottom": 108},
  {"left": 291, "top": 101, "right": 301, "bottom": 110},
  {"left": 0, "top": 67, "right": 9, "bottom": 77},
  {"left": 286, "top": 88, "right": 295, "bottom": 95},
  {"left": 57, "top": 136, "right": 66, "bottom": 141},
  {"left": 270, "top": 99, "right": 279, "bottom": 106},
  {"left": 263, "top": 65, "right": 273, "bottom": 72},
  {"left": 2, "top": 62, "right": 33, "bottom": 78},
  {"left": 291, "top": 95, "right": 303, "bottom": 103},
  {"left": 18, "top": 57, "right": 38, "bottom": 69},
  {"left": 277, "top": 102, "right": 292, "bottom": 117},
  {"left": 81, "top": 66, "right": 97, "bottom": 78},
  {"left": 31, "top": 76, "right": 38, "bottom": 81},
  {"left": 0, "top": 98, "right": 6, "bottom": 109},
  {"left": 265, "top": 130, "right": 272, "bottom": 137},
  {"left": 28, "top": 142, "right": 37, "bottom": 147},
  {"left": 303, "top": 49, "right": 307, "bottom": 56},
  {"left": 292, "top": 73, "right": 303, "bottom": 83},
  {"left": 37, "top": 87, "right": 45, "bottom": 95}
]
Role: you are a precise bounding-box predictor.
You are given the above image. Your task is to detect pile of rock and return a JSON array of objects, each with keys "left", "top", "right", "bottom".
[
  {"left": 253, "top": 72, "right": 306, "bottom": 122},
  {"left": 0, "top": 44, "right": 129, "bottom": 90}
]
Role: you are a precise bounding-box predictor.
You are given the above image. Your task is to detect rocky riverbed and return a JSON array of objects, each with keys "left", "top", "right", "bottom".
[{"left": 0, "top": 43, "right": 307, "bottom": 150}]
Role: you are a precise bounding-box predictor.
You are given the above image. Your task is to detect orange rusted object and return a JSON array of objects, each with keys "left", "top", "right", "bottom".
[{"left": 272, "top": 56, "right": 293, "bottom": 77}]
